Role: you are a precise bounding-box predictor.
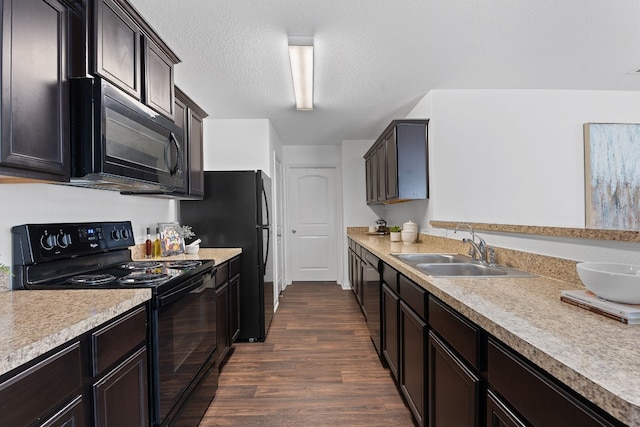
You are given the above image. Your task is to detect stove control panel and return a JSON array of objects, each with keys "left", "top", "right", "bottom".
[{"left": 12, "top": 221, "right": 135, "bottom": 263}]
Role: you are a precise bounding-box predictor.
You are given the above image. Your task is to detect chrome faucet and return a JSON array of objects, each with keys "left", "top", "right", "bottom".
[{"left": 454, "top": 223, "right": 493, "bottom": 265}]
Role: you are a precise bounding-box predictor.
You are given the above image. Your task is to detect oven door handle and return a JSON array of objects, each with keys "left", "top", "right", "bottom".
[{"left": 157, "top": 273, "right": 213, "bottom": 307}]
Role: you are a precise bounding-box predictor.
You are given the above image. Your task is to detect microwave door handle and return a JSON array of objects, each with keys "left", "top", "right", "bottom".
[{"left": 165, "top": 132, "right": 181, "bottom": 176}]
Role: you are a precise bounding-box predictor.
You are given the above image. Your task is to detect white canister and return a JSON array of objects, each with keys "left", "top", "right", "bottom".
[
  {"left": 401, "top": 230, "right": 418, "bottom": 243},
  {"left": 402, "top": 220, "right": 418, "bottom": 233},
  {"left": 401, "top": 221, "right": 418, "bottom": 243},
  {"left": 368, "top": 225, "right": 377, "bottom": 233}
]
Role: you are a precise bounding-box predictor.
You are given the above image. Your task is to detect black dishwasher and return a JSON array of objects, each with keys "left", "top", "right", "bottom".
[{"left": 362, "top": 251, "right": 382, "bottom": 356}]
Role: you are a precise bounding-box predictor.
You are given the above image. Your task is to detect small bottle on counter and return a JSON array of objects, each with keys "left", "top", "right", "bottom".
[
  {"left": 145, "top": 227, "right": 152, "bottom": 258},
  {"left": 153, "top": 227, "right": 162, "bottom": 258}
]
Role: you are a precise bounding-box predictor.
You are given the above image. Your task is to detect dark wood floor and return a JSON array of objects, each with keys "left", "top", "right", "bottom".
[{"left": 199, "top": 282, "right": 415, "bottom": 426}]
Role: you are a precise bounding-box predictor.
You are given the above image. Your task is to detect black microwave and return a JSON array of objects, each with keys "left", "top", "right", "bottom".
[{"left": 68, "top": 77, "right": 184, "bottom": 192}]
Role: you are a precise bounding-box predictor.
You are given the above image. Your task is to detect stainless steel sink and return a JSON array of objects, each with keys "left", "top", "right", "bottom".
[
  {"left": 415, "top": 262, "right": 536, "bottom": 278},
  {"left": 391, "top": 253, "right": 471, "bottom": 265},
  {"left": 391, "top": 253, "right": 536, "bottom": 278}
]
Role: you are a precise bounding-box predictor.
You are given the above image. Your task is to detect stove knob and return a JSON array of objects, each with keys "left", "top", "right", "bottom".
[
  {"left": 111, "top": 229, "right": 120, "bottom": 240},
  {"left": 58, "top": 233, "right": 72, "bottom": 248},
  {"left": 121, "top": 229, "right": 131, "bottom": 240},
  {"left": 40, "top": 234, "right": 56, "bottom": 250}
]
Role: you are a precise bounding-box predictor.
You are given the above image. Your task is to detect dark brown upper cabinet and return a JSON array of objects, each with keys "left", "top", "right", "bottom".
[
  {"left": 92, "top": 0, "right": 179, "bottom": 119},
  {"left": 0, "top": 0, "right": 83, "bottom": 183},
  {"left": 364, "top": 119, "right": 429, "bottom": 205},
  {"left": 172, "top": 87, "right": 208, "bottom": 198},
  {"left": 144, "top": 37, "right": 175, "bottom": 118}
]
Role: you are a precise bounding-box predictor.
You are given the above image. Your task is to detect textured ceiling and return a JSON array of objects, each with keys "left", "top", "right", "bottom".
[{"left": 128, "top": 0, "right": 640, "bottom": 145}]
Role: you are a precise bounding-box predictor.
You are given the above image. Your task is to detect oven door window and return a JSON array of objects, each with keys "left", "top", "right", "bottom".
[{"left": 157, "top": 278, "right": 216, "bottom": 421}]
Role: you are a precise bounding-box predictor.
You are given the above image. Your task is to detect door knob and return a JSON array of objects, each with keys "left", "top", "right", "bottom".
[{"left": 292, "top": 229, "right": 297, "bottom": 233}]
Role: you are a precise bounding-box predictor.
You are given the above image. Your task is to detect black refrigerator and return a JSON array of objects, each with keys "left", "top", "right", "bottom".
[{"left": 180, "top": 170, "right": 274, "bottom": 342}]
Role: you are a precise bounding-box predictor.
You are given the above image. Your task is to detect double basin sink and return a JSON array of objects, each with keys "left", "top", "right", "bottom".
[{"left": 391, "top": 253, "right": 537, "bottom": 278}]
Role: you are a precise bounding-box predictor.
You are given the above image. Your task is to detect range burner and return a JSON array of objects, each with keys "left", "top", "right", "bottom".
[
  {"left": 122, "top": 261, "right": 163, "bottom": 270},
  {"left": 119, "top": 272, "right": 170, "bottom": 285},
  {"left": 167, "top": 260, "right": 202, "bottom": 269},
  {"left": 67, "top": 274, "right": 117, "bottom": 286}
]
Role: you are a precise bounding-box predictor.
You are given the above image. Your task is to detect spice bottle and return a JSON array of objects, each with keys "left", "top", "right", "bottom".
[
  {"left": 145, "top": 227, "right": 152, "bottom": 258},
  {"left": 153, "top": 227, "right": 162, "bottom": 258}
]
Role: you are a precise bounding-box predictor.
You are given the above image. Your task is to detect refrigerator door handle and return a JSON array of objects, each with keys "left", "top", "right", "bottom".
[
  {"left": 264, "top": 226, "right": 270, "bottom": 270},
  {"left": 261, "top": 179, "right": 270, "bottom": 227}
]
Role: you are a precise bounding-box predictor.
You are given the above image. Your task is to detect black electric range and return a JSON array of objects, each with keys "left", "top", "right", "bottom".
[
  {"left": 11, "top": 221, "right": 214, "bottom": 293},
  {"left": 11, "top": 221, "right": 218, "bottom": 427}
]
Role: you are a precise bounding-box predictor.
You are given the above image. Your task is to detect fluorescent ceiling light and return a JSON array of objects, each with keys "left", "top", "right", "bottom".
[{"left": 288, "top": 36, "right": 314, "bottom": 111}]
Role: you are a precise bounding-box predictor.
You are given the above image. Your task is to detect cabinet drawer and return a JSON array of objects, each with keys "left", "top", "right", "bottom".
[
  {"left": 92, "top": 306, "right": 146, "bottom": 376},
  {"left": 0, "top": 342, "right": 83, "bottom": 427},
  {"left": 229, "top": 256, "right": 240, "bottom": 277},
  {"left": 364, "top": 251, "right": 380, "bottom": 270},
  {"left": 40, "top": 394, "right": 85, "bottom": 427},
  {"left": 382, "top": 263, "right": 398, "bottom": 294},
  {"left": 487, "top": 338, "right": 619, "bottom": 427},
  {"left": 216, "top": 261, "right": 229, "bottom": 285},
  {"left": 399, "top": 274, "right": 426, "bottom": 320},
  {"left": 428, "top": 296, "right": 481, "bottom": 370}
]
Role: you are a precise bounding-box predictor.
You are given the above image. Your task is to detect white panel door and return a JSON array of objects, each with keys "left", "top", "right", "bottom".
[{"left": 289, "top": 167, "right": 338, "bottom": 281}]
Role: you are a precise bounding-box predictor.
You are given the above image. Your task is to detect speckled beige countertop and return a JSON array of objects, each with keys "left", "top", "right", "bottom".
[
  {"left": 0, "top": 288, "right": 151, "bottom": 377},
  {"left": 0, "top": 247, "right": 240, "bottom": 380},
  {"left": 130, "top": 246, "right": 241, "bottom": 264},
  {"left": 348, "top": 230, "right": 640, "bottom": 426}
]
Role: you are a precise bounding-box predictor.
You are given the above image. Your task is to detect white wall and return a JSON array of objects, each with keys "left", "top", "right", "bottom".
[
  {"left": 382, "top": 89, "right": 640, "bottom": 264},
  {"left": 203, "top": 119, "right": 272, "bottom": 175},
  {"left": 0, "top": 184, "right": 177, "bottom": 267},
  {"left": 283, "top": 145, "right": 342, "bottom": 165},
  {"left": 340, "top": 140, "right": 379, "bottom": 228},
  {"left": 429, "top": 90, "right": 640, "bottom": 227}
]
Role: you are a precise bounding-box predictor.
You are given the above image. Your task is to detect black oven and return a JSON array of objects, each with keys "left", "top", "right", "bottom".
[
  {"left": 69, "top": 77, "right": 185, "bottom": 192},
  {"left": 11, "top": 221, "right": 218, "bottom": 427},
  {"left": 152, "top": 269, "right": 217, "bottom": 425}
]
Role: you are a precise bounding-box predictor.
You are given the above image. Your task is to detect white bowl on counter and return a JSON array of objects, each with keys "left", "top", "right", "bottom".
[
  {"left": 576, "top": 262, "right": 640, "bottom": 304},
  {"left": 185, "top": 244, "right": 200, "bottom": 254}
]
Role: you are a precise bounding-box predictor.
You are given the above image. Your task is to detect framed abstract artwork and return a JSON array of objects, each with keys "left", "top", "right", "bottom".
[{"left": 584, "top": 123, "right": 640, "bottom": 230}]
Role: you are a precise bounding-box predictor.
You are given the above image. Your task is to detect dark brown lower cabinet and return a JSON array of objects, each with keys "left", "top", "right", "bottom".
[
  {"left": 0, "top": 305, "right": 149, "bottom": 426},
  {"left": 487, "top": 338, "right": 621, "bottom": 427},
  {"left": 215, "top": 257, "right": 241, "bottom": 367},
  {"left": 0, "top": 341, "right": 85, "bottom": 426},
  {"left": 40, "top": 395, "right": 85, "bottom": 427},
  {"left": 216, "top": 280, "right": 231, "bottom": 366},
  {"left": 428, "top": 331, "right": 480, "bottom": 427},
  {"left": 229, "top": 273, "right": 241, "bottom": 343},
  {"left": 399, "top": 300, "right": 427, "bottom": 427},
  {"left": 229, "top": 253, "right": 241, "bottom": 343},
  {"left": 486, "top": 390, "right": 526, "bottom": 427},
  {"left": 93, "top": 347, "right": 148, "bottom": 427},
  {"left": 382, "top": 283, "right": 399, "bottom": 381}
]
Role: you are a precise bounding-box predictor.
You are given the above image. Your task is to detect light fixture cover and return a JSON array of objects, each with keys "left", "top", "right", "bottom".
[{"left": 288, "top": 36, "right": 314, "bottom": 110}]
